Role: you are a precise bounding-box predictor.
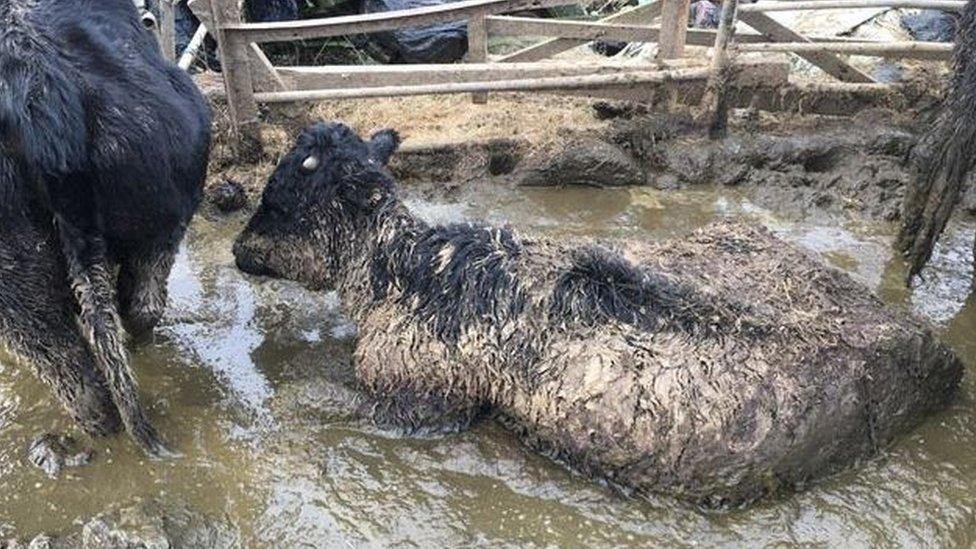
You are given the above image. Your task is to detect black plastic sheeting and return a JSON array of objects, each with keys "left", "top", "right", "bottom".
[
  {"left": 690, "top": 0, "right": 719, "bottom": 29},
  {"left": 246, "top": 0, "right": 301, "bottom": 22},
  {"left": 901, "top": 10, "right": 958, "bottom": 43},
  {"left": 359, "top": 0, "right": 469, "bottom": 63},
  {"left": 590, "top": 40, "right": 628, "bottom": 56},
  {"left": 175, "top": 0, "right": 468, "bottom": 65},
  {"left": 591, "top": 0, "right": 720, "bottom": 58}
]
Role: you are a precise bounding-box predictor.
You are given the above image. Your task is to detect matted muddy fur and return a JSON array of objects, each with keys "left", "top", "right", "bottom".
[
  {"left": 235, "top": 122, "right": 962, "bottom": 506},
  {"left": 898, "top": 0, "right": 976, "bottom": 280}
]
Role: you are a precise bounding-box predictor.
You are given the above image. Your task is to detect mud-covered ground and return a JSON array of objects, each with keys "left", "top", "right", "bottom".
[
  {"left": 3, "top": 92, "right": 976, "bottom": 547},
  {"left": 5, "top": 182, "right": 975, "bottom": 547}
]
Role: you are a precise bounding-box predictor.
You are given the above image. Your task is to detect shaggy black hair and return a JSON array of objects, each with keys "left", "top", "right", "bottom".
[
  {"left": 373, "top": 223, "right": 529, "bottom": 344},
  {"left": 1, "top": 0, "right": 209, "bottom": 238},
  {"left": 235, "top": 122, "right": 965, "bottom": 507},
  {"left": 550, "top": 245, "right": 764, "bottom": 337}
]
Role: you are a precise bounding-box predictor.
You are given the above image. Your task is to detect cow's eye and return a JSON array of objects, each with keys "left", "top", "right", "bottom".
[{"left": 301, "top": 156, "right": 320, "bottom": 172}]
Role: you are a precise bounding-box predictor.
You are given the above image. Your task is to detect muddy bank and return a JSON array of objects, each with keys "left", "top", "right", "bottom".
[
  {"left": 415, "top": 112, "right": 974, "bottom": 220},
  {"left": 202, "top": 86, "right": 975, "bottom": 225}
]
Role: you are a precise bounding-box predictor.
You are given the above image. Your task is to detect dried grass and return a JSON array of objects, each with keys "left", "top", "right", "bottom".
[
  {"left": 201, "top": 72, "right": 610, "bottom": 195},
  {"left": 308, "top": 93, "right": 607, "bottom": 145}
]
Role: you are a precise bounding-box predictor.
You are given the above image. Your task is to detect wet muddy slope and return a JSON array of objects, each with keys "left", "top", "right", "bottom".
[{"left": 206, "top": 98, "right": 976, "bottom": 228}]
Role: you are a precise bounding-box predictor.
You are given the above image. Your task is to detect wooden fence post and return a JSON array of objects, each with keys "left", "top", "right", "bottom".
[
  {"left": 701, "top": 0, "right": 739, "bottom": 139},
  {"left": 468, "top": 10, "right": 489, "bottom": 104},
  {"left": 657, "top": 0, "right": 691, "bottom": 59},
  {"left": 657, "top": 0, "right": 690, "bottom": 108},
  {"left": 209, "top": 0, "right": 263, "bottom": 159},
  {"left": 160, "top": 0, "right": 177, "bottom": 61}
]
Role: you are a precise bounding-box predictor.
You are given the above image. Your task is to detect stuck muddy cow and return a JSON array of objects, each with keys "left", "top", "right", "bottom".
[
  {"left": 0, "top": 0, "right": 210, "bottom": 454},
  {"left": 235, "top": 123, "right": 962, "bottom": 506}
]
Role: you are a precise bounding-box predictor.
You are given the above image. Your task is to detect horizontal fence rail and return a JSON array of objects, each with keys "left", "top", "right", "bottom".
[
  {"left": 275, "top": 61, "right": 668, "bottom": 88},
  {"left": 205, "top": 0, "right": 960, "bottom": 149},
  {"left": 485, "top": 15, "right": 953, "bottom": 60},
  {"left": 220, "top": 0, "right": 574, "bottom": 43},
  {"left": 739, "top": 0, "right": 967, "bottom": 11},
  {"left": 254, "top": 67, "right": 714, "bottom": 102},
  {"left": 486, "top": 16, "right": 660, "bottom": 42},
  {"left": 737, "top": 40, "right": 953, "bottom": 59}
]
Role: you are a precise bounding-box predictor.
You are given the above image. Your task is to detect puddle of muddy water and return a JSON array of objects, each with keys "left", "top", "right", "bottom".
[{"left": 1, "top": 184, "right": 975, "bottom": 547}]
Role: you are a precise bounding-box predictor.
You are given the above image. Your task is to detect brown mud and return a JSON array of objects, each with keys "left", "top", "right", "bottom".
[
  {"left": 2, "top": 178, "right": 975, "bottom": 548},
  {"left": 2, "top": 499, "right": 239, "bottom": 548}
]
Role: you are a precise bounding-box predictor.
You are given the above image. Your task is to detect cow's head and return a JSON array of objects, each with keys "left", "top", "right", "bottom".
[{"left": 234, "top": 122, "right": 400, "bottom": 289}]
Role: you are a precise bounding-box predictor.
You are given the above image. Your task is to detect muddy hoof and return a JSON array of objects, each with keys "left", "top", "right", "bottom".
[
  {"left": 28, "top": 434, "right": 92, "bottom": 478},
  {"left": 208, "top": 180, "right": 248, "bottom": 213}
]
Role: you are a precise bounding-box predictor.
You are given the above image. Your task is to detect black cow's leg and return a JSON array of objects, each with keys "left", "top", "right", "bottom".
[
  {"left": 55, "top": 217, "right": 170, "bottom": 456},
  {"left": 117, "top": 229, "right": 184, "bottom": 338},
  {"left": 0, "top": 224, "right": 121, "bottom": 436}
]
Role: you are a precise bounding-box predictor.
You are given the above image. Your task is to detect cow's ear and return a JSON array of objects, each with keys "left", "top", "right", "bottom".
[{"left": 369, "top": 129, "right": 400, "bottom": 166}]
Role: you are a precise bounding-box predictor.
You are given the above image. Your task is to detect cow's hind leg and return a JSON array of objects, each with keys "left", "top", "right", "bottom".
[
  {"left": 117, "top": 230, "right": 184, "bottom": 338},
  {"left": 0, "top": 225, "right": 121, "bottom": 436},
  {"left": 56, "top": 218, "right": 170, "bottom": 456}
]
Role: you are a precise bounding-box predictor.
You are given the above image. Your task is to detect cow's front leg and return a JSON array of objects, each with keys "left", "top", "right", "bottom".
[
  {"left": 117, "top": 230, "right": 183, "bottom": 338},
  {"left": 354, "top": 309, "right": 489, "bottom": 435}
]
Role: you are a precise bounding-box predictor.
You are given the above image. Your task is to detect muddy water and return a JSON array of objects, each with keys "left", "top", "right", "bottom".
[{"left": 1, "top": 184, "right": 974, "bottom": 547}]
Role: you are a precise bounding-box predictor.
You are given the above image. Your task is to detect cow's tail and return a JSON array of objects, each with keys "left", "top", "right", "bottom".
[
  {"left": 896, "top": 0, "right": 976, "bottom": 280},
  {"left": 56, "top": 219, "right": 173, "bottom": 457}
]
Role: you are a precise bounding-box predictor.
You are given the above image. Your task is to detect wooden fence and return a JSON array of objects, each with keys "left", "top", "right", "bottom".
[{"left": 198, "top": 0, "right": 965, "bottom": 145}]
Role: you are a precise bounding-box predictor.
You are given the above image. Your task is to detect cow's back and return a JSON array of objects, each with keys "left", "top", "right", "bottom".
[
  {"left": 5, "top": 0, "right": 210, "bottom": 244},
  {"left": 502, "top": 222, "right": 964, "bottom": 505}
]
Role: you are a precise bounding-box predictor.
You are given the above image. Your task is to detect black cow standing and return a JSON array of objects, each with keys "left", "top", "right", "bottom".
[{"left": 0, "top": 0, "right": 211, "bottom": 454}]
